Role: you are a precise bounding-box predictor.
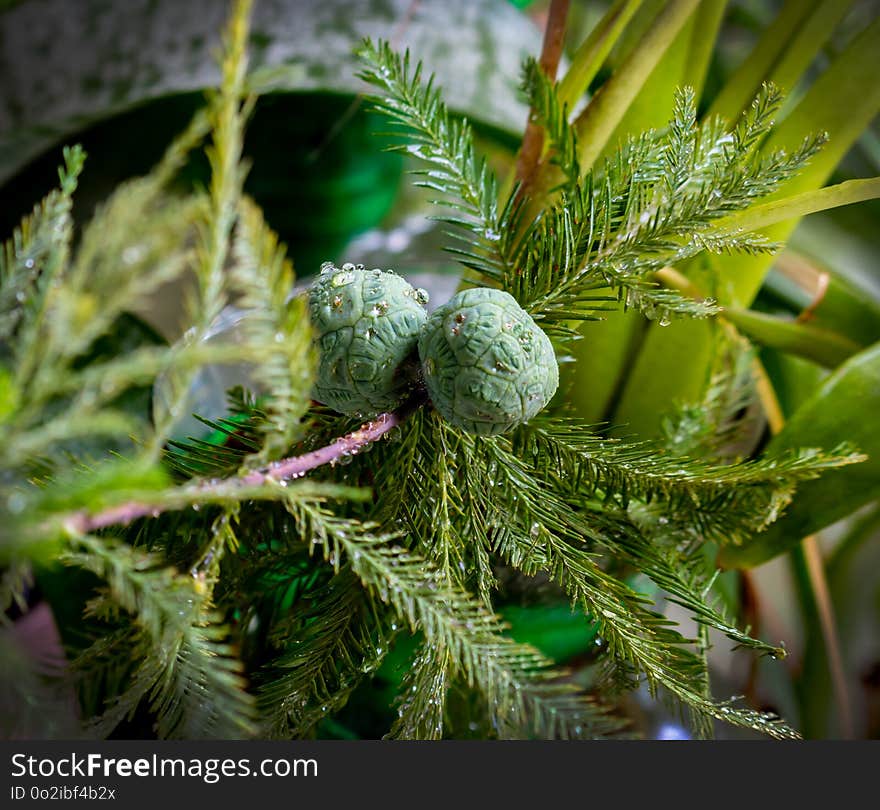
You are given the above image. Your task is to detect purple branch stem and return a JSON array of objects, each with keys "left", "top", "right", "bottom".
[{"left": 66, "top": 411, "right": 404, "bottom": 535}]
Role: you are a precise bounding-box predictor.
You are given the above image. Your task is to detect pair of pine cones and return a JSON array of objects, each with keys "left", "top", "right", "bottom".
[{"left": 308, "top": 262, "right": 559, "bottom": 435}]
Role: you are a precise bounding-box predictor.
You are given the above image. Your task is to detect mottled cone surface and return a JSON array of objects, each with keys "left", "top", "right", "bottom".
[
  {"left": 419, "top": 287, "right": 559, "bottom": 435},
  {"left": 308, "top": 262, "right": 428, "bottom": 416}
]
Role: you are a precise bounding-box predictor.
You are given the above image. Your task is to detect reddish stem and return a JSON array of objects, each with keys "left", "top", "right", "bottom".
[
  {"left": 241, "top": 411, "right": 402, "bottom": 484},
  {"left": 66, "top": 411, "right": 404, "bottom": 535},
  {"left": 515, "top": 0, "right": 572, "bottom": 196}
]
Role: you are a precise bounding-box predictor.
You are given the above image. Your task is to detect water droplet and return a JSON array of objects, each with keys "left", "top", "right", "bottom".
[
  {"left": 658, "top": 315, "right": 671, "bottom": 327},
  {"left": 24, "top": 258, "right": 35, "bottom": 269}
]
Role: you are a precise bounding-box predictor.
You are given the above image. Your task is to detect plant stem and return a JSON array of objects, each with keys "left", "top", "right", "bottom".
[
  {"left": 800, "top": 536, "right": 855, "bottom": 738},
  {"left": 514, "top": 0, "right": 571, "bottom": 197},
  {"left": 66, "top": 410, "right": 405, "bottom": 534}
]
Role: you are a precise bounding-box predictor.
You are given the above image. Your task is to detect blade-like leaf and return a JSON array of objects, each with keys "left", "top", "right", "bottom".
[{"left": 721, "top": 341, "right": 880, "bottom": 567}]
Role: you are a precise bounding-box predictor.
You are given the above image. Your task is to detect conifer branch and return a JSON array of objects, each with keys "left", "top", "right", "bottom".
[
  {"left": 386, "top": 641, "right": 452, "bottom": 740},
  {"left": 330, "top": 525, "right": 618, "bottom": 739},
  {"left": 8, "top": 145, "right": 85, "bottom": 387},
  {"left": 148, "top": 0, "right": 253, "bottom": 455},
  {"left": 258, "top": 569, "right": 394, "bottom": 738},
  {"left": 441, "top": 434, "right": 799, "bottom": 737},
  {"left": 65, "top": 533, "right": 256, "bottom": 739},
  {"left": 230, "top": 198, "right": 315, "bottom": 461},
  {"left": 360, "top": 43, "right": 826, "bottom": 333},
  {"left": 0, "top": 145, "right": 85, "bottom": 345},
  {"left": 520, "top": 56, "right": 580, "bottom": 190},
  {"left": 518, "top": 416, "right": 863, "bottom": 542},
  {"left": 357, "top": 39, "right": 520, "bottom": 285},
  {"left": 63, "top": 412, "right": 402, "bottom": 535}
]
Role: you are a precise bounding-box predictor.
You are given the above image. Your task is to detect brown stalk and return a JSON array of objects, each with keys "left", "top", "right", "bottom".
[{"left": 514, "top": 0, "right": 572, "bottom": 199}]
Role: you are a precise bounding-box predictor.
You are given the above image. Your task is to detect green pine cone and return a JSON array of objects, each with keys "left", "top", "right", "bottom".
[
  {"left": 308, "top": 262, "right": 429, "bottom": 416},
  {"left": 418, "top": 287, "right": 559, "bottom": 435}
]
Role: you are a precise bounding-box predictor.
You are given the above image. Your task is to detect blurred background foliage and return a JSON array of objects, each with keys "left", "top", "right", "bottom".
[{"left": 1, "top": 0, "right": 878, "bottom": 739}]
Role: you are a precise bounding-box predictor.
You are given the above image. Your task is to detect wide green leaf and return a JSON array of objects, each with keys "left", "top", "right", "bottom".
[
  {"left": 720, "top": 341, "right": 880, "bottom": 568},
  {"left": 557, "top": 0, "right": 645, "bottom": 111},
  {"left": 708, "top": 0, "right": 856, "bottom": 121},
  {"left": 703, "top": 13, "right": 880, "bottom": 309},
  {"left": 712, "top": 177, "right": 880, "bottom": 237},
  {"left": 574, "top": 0, "right": 700, "bottom": 173}
]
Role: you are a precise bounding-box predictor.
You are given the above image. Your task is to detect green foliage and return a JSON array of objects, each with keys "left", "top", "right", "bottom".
[
  {"left": 0, "top": 144, "right": 85, "bottom": 346},
  {"left": 231, "top": 199, "right": 316, "bottom": 461},
  {"left": 356, "top": 40, "right": 519, "bottom": 287},
  {"left": 65, "top": 532, "right": 256, "bottom": 739},
  {"left": 1, "top": 1, "right": 871, "bottom": 742},
  {"left": 360, "top": 40, "right": 827, "bottom": 340}
]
